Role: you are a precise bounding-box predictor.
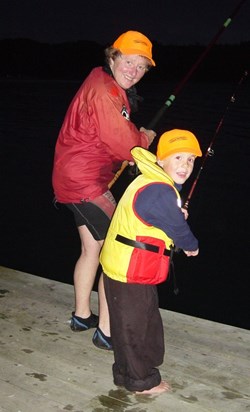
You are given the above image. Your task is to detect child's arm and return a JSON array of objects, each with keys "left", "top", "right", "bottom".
[
  {"left": 181, "top": 209, "right": 199, "bottom": 255},
  {"left": 134, "top": 183, "right": 199, "bottom": 252}
]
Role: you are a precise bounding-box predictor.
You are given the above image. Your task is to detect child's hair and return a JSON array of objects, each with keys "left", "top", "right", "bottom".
[{"left": 157, "top": 129, "right": 202, "bottom": 159}]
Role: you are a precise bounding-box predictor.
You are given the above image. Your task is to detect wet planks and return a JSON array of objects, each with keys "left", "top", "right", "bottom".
[{"left": 0, "top": 266, "right": 249, "bottom": 412}]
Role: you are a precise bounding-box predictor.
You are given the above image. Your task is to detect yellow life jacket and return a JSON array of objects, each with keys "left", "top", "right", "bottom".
[{"left": 100, "top": 147, "right": 181, "bottom": 284}]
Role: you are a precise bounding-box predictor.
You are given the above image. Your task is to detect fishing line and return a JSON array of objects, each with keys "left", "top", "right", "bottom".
[
  {"left": 183, "top": 69, "right": 248, "bottom": 210},
  {"left": 108, "top": 0, "right": 248, "bottom": 189},
  {"left": 171, "top": 69, "right": 248, "bottom": 292},
  {"left": 147, "top": 0, "right": 248, "bottom": 130}
]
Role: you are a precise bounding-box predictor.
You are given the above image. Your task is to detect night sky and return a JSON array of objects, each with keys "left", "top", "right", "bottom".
[{"left": 1, "top": 0, "right": 250, "bottom": 46}]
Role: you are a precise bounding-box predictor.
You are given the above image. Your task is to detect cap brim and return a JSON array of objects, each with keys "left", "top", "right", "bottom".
[{"left": 119, "top": 47, "right": 156, "bottom": 66}]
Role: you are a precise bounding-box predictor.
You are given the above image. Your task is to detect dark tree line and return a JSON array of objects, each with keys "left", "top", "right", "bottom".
[{"left": 1, "top": 38, "right": 249, "bottom": 81}]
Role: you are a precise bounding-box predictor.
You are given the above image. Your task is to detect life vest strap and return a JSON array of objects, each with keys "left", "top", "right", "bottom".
[{"left": 116, "top": 234, "right": 171, "bottom": 256}]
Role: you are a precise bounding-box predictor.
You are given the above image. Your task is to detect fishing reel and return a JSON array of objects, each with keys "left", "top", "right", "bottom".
[{"left": 207, "top": 147, "right": 214, "bottom": 157}]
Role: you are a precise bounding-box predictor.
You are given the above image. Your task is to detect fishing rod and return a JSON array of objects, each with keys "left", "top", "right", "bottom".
[
  {"left": 108, "top": 0, "right": 248, "bottom": 189},
  {"left": 172, "top": 70, "right": 248, "bottom": 295},
  {"left": 147, "top": 0, "right": 248, "bottom": 130},
  {"left": 183, "top": 69, "right": 248, "bottom": 210}
]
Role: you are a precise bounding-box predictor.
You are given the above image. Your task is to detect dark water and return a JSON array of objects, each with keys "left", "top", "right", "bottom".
[{"left": 1, "top": 77, "right": 249, "bottom": 329}]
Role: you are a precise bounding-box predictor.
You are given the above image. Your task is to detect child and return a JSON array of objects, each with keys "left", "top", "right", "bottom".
[{"left": 100, "top": 129, "right": 202, "bottom": 394}]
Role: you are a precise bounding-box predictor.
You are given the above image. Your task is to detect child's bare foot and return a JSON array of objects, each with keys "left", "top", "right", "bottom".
[{"left": 136, "top": 380, "right": 171, "bottom": 395}]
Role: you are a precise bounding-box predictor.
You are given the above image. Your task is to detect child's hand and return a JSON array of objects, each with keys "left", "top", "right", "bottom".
[
  {"left": 184, "top": 249, "right": 199, "bottom": 256},
  {"left": 181, "top": 207, "right": 189, "bottom": 220}
]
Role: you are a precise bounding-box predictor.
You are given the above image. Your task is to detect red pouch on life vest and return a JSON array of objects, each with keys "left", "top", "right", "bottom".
[{"left": 126, "top": 236, "right": 170, "bottom": 285}]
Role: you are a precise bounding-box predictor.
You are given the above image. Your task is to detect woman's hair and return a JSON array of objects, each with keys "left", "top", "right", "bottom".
[
  {"left": 104, "top": 46, "right": 152, "bottom": 71},
  {"left": 104, "top": 47, "right": 122, "bottom": 65}
]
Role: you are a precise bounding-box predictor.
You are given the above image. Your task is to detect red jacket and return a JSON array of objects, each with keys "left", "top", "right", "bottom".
[{"left": 52, "top": 67, "right": 149, "bottom": 203}]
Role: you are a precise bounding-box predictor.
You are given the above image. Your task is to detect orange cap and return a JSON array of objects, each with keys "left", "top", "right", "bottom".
[
  {"left": 113, "top": 31, "right": 155, "bottom": 66},
  {"left": 157, "top": 129, "right": 202, "bottom": 159}
]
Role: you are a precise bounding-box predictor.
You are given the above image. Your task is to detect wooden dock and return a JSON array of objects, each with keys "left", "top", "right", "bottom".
[{"left": 0, "top": 266, "right": 249, "bottom": 412}]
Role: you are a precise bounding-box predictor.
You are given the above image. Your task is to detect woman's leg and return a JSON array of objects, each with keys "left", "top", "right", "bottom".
[
  {"left": 73, "top": 225, "right": 110, "bottom": 338},
  {"left": 74, "top": 225, "right": 102, "bottom": 318},
  {"left": 97, "top": 272, "right": 110, "bottom": 336}
]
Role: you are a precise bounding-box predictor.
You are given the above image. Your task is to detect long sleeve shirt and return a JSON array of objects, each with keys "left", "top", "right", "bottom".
[{"left": 134, "top": 183, "right": 198, "bottom": 251}]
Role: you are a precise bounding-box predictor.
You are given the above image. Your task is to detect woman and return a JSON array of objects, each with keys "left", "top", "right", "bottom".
[{"left": 52, "top": 30, "right": 156, "bottom": 349}]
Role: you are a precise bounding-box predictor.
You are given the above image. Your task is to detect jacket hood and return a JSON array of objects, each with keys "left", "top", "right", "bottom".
[{"left": 131, "top": 146, "right": 174, "bottom": 185}]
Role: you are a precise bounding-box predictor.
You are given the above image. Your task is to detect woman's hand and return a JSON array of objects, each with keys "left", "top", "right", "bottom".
[{"left": 140, "top": 127, "right": 156, "bottom": 145}]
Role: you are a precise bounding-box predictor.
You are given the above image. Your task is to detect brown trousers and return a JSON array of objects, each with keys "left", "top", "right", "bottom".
[{"left": 104, "top": 274, "right": 165, "bottom": 392}]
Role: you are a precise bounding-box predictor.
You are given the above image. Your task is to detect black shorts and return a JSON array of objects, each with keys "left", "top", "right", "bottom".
[{"left": 65, "top": 191, "right": 116, "bottom": 241}]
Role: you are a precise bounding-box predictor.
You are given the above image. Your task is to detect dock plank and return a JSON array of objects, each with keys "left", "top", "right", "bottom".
[{"left": 0, "top": 266, "right": 249, "bottom": 411}]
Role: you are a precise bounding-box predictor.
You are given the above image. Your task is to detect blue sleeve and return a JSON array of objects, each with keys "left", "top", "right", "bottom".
[{"left": 134, "top": 183, "right": 198, "bottom": 251}]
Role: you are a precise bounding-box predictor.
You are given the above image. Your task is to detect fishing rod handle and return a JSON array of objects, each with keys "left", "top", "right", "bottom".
[{"left": 108, "top": 160, "right": 129, "bottom": 189}]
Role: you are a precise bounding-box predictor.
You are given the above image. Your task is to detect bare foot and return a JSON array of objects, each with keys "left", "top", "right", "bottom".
[{"left": 136, "top": 380, "right": 171, "bottom": 395}]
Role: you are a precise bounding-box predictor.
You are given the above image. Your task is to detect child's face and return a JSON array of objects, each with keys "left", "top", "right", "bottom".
[{"left": 160, "top": 152, "right": 196, "bottom": 184}]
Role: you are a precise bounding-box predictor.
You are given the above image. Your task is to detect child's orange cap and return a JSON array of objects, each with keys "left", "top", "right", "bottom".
[{"left": 157, "top": 129, "right": 202, "bottom": 159}]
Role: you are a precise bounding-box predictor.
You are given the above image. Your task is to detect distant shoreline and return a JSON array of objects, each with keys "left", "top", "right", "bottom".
[{"left": 1, "top": 39, "right": 249, "bottom": 82}]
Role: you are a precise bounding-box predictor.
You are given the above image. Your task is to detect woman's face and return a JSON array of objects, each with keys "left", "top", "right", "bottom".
[{"left": 109, "top": 54, "right": 149, "bottom": 89}]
